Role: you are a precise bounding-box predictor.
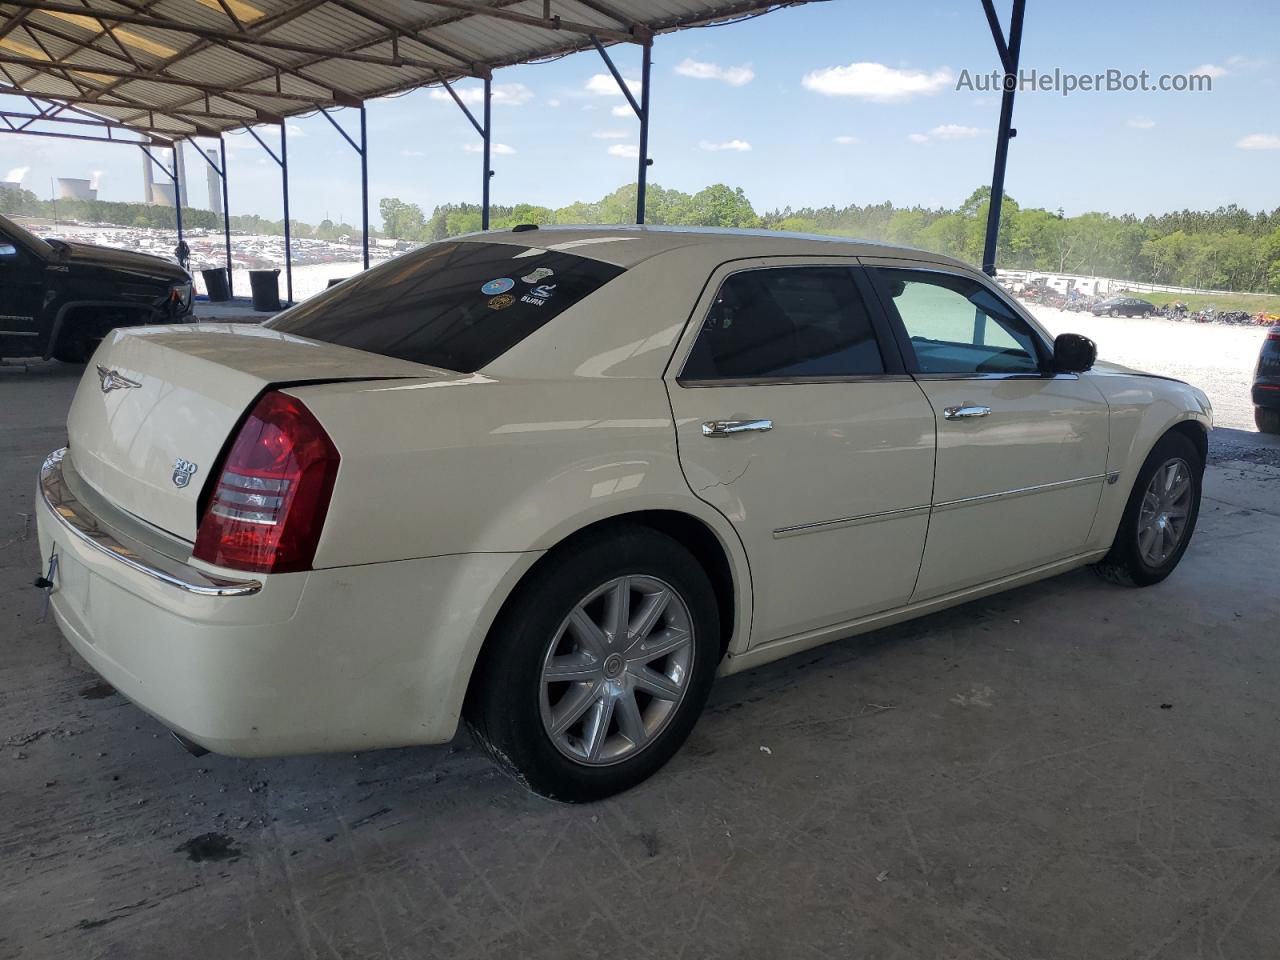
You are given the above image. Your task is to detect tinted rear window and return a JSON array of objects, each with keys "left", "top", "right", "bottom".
[{"left": 265, "top": 241, "right": 625, "bottom": 372}]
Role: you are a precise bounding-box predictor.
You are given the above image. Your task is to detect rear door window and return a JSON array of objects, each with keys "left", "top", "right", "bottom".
[
  {"left": 266, "top": 241, "right": 625, "bottom": 372},
  {"left": 680, "top": 266, "right": 885, "bottom": 380}
]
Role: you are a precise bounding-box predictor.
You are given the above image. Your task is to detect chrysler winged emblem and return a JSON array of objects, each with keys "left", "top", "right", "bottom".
[{"left": 96, "top": 365, "right": 141, "bottom": 394}]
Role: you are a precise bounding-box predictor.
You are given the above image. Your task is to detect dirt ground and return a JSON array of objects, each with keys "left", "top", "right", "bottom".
[
  {"left": 1031, "top": 306, "right": 1269, "bottom": 431},
  {"left": 3, "top": 359, "right": 1280, "bottom": 960}
]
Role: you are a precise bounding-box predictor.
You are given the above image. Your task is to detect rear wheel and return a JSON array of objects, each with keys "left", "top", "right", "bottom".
[
  {"left": 1257, "top": 406, "right": 1280, "bottom": 435},
  {"left": 465, "top": 525, "right": 720, "bottom": 802},
  {"left": 1094, "top": 431, "right": 1203, "bottom": 587}
]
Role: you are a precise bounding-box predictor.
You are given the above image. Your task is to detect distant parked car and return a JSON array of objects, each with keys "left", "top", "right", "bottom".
[
  {"left": 1092, "top": 297, "right": 1156, "bottom": 318},
  {"left": 1254, "top": 327, "right": 1280, "bottom": 434},
  {"left": 0, "top": 212, "right": 192, "bottom": 363}
]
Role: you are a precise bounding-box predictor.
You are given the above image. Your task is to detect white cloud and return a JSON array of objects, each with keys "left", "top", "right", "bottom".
[
  {"left": 463, "top": 142, "right": 515, "bottom": 154},
  {"left": 547, "top": 98, "right": 561, "bottom": 107},
  {"left": 833, "top": 135, "right": 858, "bottom": 145},
  {"left": 611, "top": 104, "right": 632, "bottom": 118},
  {"left": 429, "top": 82, "right": 533, "bottom": 106},
  {"left": 592, "top": 129, "right": 630, "bottom": 139},
  {"left": 608, "top": 144, "right": 639, "bottom": 158},
  {"left": 928, "top": 124, "right": 981, "bottom": 140},
  {"left": 1192, "top": 62, "right": 1228, "bottom": 78},
  {"left": 1127, "top": 116, "right": 1156, "bottom": 130},
  {"left": 803, "top": 62, "right": 953, "bottom": 102},
  {"left": 673, "top": 58, "right": 754, "bottom": 86},
  {"left": 908, "top": 124, "right": 981, "bottom": 143},
  {"left": 286, "top": 124, "right": 304, "bottom": 137},
  {"left": 586, "top": 73, "right": 638, "bottom": 97},
  {"left": 1237, "top": 133, "right": 1280, "bottom": 150},
  {"left": 399, "top": 148, "right": 426, "bottom": 157},
  {"left": 1226, "top": 54, "right": 1268, "bottom": 72},
  {"left": 699, "top": 138, "right": 752, "bottom": 152},
  {"left": 5, "top": 165, "right": 29, "bottom": 183}
]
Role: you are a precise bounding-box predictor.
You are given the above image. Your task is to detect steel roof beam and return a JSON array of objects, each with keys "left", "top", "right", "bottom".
[
  {"left": 408, "top": 0, "right": 645, "bottom": 43},
  {"left": 7, "top": 1, "right": 459, "bottom": 71}
]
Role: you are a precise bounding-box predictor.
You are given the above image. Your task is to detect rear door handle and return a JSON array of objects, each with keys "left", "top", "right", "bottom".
[
  {"left": 702, "top": 418, "right": 773, "bottom": 438},
  {"left": 943, "top": 405, "right": 991, "bottom": 421}
]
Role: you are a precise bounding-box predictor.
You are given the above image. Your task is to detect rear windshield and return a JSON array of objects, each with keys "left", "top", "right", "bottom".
[{"left": 265, "top": 241, "right": 625, "bottom": 372}]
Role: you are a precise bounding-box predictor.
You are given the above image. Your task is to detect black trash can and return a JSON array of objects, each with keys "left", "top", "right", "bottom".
[
  {"left": 248, "top": 269, "right": 281, "bottom": 312},
  {"left": 201, "top": 267, "right": 230, "bottom": 302}
]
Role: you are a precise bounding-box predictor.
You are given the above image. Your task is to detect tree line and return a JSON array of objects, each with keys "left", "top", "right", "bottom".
[{"left": 5, "top": 180, "right": 1279, "bottom": 293}]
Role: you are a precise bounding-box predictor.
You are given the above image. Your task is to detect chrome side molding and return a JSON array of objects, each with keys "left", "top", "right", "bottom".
[{"left": 39, "top": 448, "right": 262, "bottom": 598}]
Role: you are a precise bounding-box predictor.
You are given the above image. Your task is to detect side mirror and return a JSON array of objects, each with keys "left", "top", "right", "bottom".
[{"left": 1053, "top": 333, "right": 1096, "bottom": 373}]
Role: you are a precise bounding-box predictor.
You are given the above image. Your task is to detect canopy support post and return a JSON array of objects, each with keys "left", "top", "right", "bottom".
[
  {"left": 980, "top": 0, "right": 1026, "bottom": 277},
  {"left": 591, "top": 35, "right": 652, "bottom": 224},
  {"left": 221, "top": 137, "right": 232, "bottom": 296},
  {"left": 481, "top": 75, "right": 492, "bottom": 230},
  {"left": 190, "top": 138, "right": 235, "bottom": 297},
  {"left": 320, "top": 105, "right": 370, "bottom": 270}
]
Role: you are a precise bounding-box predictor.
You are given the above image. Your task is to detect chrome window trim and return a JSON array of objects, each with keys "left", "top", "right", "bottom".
[
  {"left": 911, "top": 372, "right": 1079, "bottom": 382},
  {"left": 679, "top": 373, "right": 914, "bottom": 388},
  {"left": 774, "top": 472, "right": 1120, "bottom": 538},
  {"left": 39, "top": 448, "right": 262, "bottom": 598}
]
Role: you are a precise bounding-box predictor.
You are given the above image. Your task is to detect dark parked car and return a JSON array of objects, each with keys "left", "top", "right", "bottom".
[
  {"left": 1091, "top": 296, "right": 1155, "bottom": 318},
  {"left": 1254, "top": 326, "right": 1280, "bottom": 434},
  {"left": 0, "top": 213, "right": 192, "bottom": 363}
]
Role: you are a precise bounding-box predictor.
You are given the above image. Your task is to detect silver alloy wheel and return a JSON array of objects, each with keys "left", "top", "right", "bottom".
[
  {"left": 1137, "top": 457, "right": 1193, "bottom": 567},
  {"left": 539, "top": 575, "right": 695, "bottom": 766}
]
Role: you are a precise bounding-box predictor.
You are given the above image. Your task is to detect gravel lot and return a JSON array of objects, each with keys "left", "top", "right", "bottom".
[{"left": 1031, "top": 306, "right": 1269, "bottom": 431}]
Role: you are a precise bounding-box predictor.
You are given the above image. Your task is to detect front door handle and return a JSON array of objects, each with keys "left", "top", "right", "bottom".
[
  {"left": 702, "top": 418, "right": 773, "bottom": 438},
  {"left": 943, "top": 405, "right": 992, "bottom": 421}
]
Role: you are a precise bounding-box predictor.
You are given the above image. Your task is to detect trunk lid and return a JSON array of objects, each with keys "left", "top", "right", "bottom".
[{"left": 67, "top": 323, "right": 445, "bottom": 541}]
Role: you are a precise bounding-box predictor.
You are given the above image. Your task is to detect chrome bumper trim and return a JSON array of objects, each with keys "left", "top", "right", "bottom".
[{"left": 40, "top": 448, "right": 262, "bottom": 598}]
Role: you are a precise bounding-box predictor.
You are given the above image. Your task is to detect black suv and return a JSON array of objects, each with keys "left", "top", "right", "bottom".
[
  {"left": 1091, "top": 297, "right": 1155, "bottom": 318},
  {"left": 1254, "top": 327, "right": 1280, "bottom": 434},
  {"left": 0, "top": 212, "right": 192, "bottom": 363}
]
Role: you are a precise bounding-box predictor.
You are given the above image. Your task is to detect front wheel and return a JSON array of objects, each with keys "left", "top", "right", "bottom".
[
  {"left": 1094, "top": 431, "right": 1203, "bottom": 587},
  {"left": 465, "top": 525, "right": 720, "bottom": 802},
  {"left": 1257, "top": 406, "right": 1280, "bottom": 435}
]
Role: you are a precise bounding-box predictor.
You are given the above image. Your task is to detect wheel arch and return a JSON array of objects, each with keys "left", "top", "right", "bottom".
[{"left": 460, "top": 508, "right": 746, "bottom": 716}]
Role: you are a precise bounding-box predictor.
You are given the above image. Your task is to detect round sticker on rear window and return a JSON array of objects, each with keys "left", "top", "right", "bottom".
[{"left": 481, "top": 277, "right": 514, "bottom": 295}]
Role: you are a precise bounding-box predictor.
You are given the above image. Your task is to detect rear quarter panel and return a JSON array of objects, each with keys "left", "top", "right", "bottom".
[{"left": 288, "top": 375, "right": 754, "bottom": 650}]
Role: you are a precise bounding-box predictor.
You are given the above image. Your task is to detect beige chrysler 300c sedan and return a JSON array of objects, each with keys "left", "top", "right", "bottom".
[{"left": 37, "top": 227, "right": 1212, "bottom": 801}]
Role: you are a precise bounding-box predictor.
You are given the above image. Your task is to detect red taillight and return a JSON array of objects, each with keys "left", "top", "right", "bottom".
[{"left": 193, "top": 391, "right": 339, "bottom": 574}]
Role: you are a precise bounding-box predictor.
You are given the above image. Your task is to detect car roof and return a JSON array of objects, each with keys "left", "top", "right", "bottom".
[{"left": 460, "top": 224, "right": 974, "bottom": 272}]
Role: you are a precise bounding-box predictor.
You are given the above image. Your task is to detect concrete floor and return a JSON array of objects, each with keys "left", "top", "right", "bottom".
[{"left": 3, "top": 359, "right": 1280, "bottom": 960}]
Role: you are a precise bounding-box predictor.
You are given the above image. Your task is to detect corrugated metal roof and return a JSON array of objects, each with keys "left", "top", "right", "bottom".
[{"left": 0, "top": 0, "right": 813, "bottom": 140}]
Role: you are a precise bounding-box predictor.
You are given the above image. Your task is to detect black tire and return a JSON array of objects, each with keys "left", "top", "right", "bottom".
[
  {"left": 51, "top": 316, "right": 104, "bottom": 364},
  {"left": 1257, "top": 407, "right": 1280, "bottom": 435},
  {"left": 52, "top": 331, "right": 95, "bottom": 364},
  {"left": 1094, "top": 431, "right": 1204, "bottom": 587},
  {"left": 465, "top": 524, "right": 720, "bottom": 802}
]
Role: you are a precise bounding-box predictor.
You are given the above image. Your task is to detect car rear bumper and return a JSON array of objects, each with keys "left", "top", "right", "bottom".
[
  {"left": 1253, "top": 381, "right": 1280, "bottom": 409},
  {"left": 37, "top": 448, "right": 537, "bottom": 756}
]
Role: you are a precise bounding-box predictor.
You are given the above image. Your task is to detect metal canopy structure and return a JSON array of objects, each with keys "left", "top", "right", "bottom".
[
  {"left": 0, "top": 0, "right": 1030, "bottom": 305},
  {"left": 0, "top": 0, "right": 801, "bottom": 137}
]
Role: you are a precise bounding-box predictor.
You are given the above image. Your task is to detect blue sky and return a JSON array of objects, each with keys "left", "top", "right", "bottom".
[{"left": 2, "top": 0, "right": 1278, "bottom": 227}]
